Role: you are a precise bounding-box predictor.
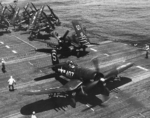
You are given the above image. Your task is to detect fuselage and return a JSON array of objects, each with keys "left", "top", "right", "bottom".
[{"left": 54, "top": 63, "right": 97, "bottom": 82}]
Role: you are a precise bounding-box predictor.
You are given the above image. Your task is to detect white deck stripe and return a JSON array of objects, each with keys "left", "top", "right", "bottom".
[
  {"left": 6, "top": 54, "right": 48, "bottom": 65},
  {"left": 90, "top": 48, "right": 97, "bottom": 52},
  {"left": 12, "top": 50, "right": 17, "bottom": 53},
  {"left": 104, "top": 53, "right": 110, "bottom": 56},
  {"left": 40, "top": 70, "right": 43, "bottom": 72},
  {"left": 2, "top": 112, "right": 23, "bottom": 118},
  {"left": 28, "top": 62, "right": 33, "bottom": 66},
  {"left": 90, "top": 108, "right": 95, "bottom": 112},
  {"left": 85, "top": 104, "right": 95, "bottom": 112},
  {"left": 87, "top": 41, "right": 112, "bottom": 47},
  {"left": 87, "top": 45, "right": 94, "bottom": 47},
  {"left": 86, "top": 104, "right": 90, "bottom": 107},
  {"left": 5, "top": 45, "right": 10, "bottom": 48},
  {"left": 0, "top": 42, "right": 4, "bottom": 44},
  {"left": 136, "top": 66, "right": 149, "bottom": 71},
  {"left": 11, "top": 35, "right": 37, "bottom": 49}
]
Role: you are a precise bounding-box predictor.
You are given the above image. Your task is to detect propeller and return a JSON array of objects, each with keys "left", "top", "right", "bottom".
[
  {"left": 70, "top": 92, "right": 76, "bottom": 108},
  {"left": 62, "top": 30, "right": 69, "bottom": 40},
  {"left": 91, "top": 57, "right": 110, "bottom": 103},
  {"left": 53, "top": 30, "right": 69, "bottom": 43},
  {"left": 92, "top": 56, "right": 100, "bottom": 72}
]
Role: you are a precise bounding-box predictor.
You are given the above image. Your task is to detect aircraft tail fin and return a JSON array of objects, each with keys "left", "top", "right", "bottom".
[
  {"left": 11, "top": 8, "right": 20, "bottom": 26},
  {"left": 51, "top": 49, "right": 59, "bottom": 65},
  {"left": 72, "top": 20, "right": 90, "bottom": 47},
  {"left": 0, "top": 2, "right": 3, "bottom": 8},
  {"left": 31, "top": 2, "right": 38, "bottom": 11}
]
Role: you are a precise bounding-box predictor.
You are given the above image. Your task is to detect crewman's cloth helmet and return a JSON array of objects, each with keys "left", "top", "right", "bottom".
[{"left": 32, "top": 111, "right": 35, "bottom": 114}]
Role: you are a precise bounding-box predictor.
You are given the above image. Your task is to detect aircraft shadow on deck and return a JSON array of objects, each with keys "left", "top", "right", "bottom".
[
  {"left": 20, "top": 76, "right": 132, "bottom": 115},
  {"left": 12, "top": 27, "right": 27, "bottom": 32},
  {"left": 0, "top": 30, "right": 11, "bottom": 36},
  {"left": 36, "top": 48, "right": 89, "bottom": 58},
  {"left": 106, "top": 77, "right": 132, "bottom": 90},
  {"left": 33, "top": 34, "right": 51, "bottom": 40},
  {"left": 20, "top": 97, "right": 72, "bottom": 115}
]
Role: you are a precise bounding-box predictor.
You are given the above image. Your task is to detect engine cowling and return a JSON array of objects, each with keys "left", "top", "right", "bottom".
[{"left": 93, "top": 72, "right": 104, "bottom": 81}]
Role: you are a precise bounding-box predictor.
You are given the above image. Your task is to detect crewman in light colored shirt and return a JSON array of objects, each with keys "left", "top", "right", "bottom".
[{"left": 8, "top": 76, "right": 16, "bottom": 91}]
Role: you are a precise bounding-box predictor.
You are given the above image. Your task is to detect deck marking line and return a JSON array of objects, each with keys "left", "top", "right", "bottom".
[
  {"left": 12, "top": 50, "right": 17, "bottom": 53},
  {"left": 85, "top": 104, "right": 94, "bottom": 112},
  {"left": 0, "top": 42, "right": 4, "bottom": 44},
  {"left": 2, "top": 112, "right": 24, "bottom": 118},
  {"left": 86, "top": 104, "right": 90, "bottom": 107},
  {"left": 104, "top": 53, "right": 109, "bottom": 56},
  {"left": 87, "top": 41, "right": 112, "bottom": 48},
  {"left": 28, "top": 62, "right": 33, "bottom": 66},
  {"left": 11, "top": 35, "right": 37, "bottom": 49},
  {"left": 5, "top": 45, "right": 10, "bottom": 48},
  {"left": 90, "top": 48, "right": 97, "bottom": 52},
  {"left": 6, "top": 53, "right": 48, "bottom": 65},
  {"left": 139, "top": 113, "right": 145, "bottom": 117},
  {"left": 87, "top": 45, "right": 94, "bottom": 47},
  {"left": 90, "top": 108, "right": 95, "bottom": 112},
  {"left": 40, "top": 70, "right": 43, "bottom": 72},
  {"left": 136, "top": 66, "right": 149, "bottom": 71}
]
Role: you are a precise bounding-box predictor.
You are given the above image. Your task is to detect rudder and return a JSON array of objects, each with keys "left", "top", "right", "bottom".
[{"left": 51, "top": 49, "right": 59, "bottom": 65}]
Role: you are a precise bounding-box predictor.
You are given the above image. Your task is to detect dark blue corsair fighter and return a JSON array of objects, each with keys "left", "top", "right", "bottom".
[
  {"left": 21, "top": 49, "right": 134, "bottom": 107},
  {"left": 46, "top": 20, "right": 96, "bottom": 54}
]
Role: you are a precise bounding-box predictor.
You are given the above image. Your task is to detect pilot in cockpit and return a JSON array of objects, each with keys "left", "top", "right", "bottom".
[{"left": 67, "top": 60, "right": 76, "bottom": 68}]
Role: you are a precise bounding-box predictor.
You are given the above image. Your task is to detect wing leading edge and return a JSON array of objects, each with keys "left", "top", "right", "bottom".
[{"left": 20, "top": 79, "right": 83, "bottom": 96}]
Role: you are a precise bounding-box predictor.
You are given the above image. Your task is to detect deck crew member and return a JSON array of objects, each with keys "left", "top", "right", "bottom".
[
  {"left": 145, "top": 44, "right": 149, "bottom": 59},
  {"left": 31, "top": 111, "right": 37, "bottom": 118},
  {"left": 8, "top": 76, "right": 16, "bottom": 91},
  {"left": 1, "top": 58, "right": 6, "bottom": 73}
]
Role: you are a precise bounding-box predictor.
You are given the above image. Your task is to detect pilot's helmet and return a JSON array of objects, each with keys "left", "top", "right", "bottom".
[
  {"left": 69, "top": 61, "right": 73, "bottom": 65},
  {"left": 69, "top": 61, "right": 75, "bottom": 68}
]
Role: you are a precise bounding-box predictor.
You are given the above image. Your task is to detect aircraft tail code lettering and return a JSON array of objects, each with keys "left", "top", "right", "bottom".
[{"left": 51, "top": 49, "right": 59, "bottom": 65}]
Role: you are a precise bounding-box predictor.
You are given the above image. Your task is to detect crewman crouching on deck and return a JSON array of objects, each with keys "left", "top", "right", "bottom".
[
  {"left": 31, "top": 111, "right": 37, "bottom": 118},
  {"left": 8, "top": 76, "right": 16, "bottom": 91},
  {"left": 145, "top": 44, "right": 149, "bottom": 59}
]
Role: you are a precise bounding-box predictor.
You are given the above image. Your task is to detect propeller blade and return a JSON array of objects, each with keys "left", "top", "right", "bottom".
[
  {"left": 70, "top": 97, "right": 76, "bottom": 108},
  {"left": 92, "top": 57, "right": 100, "bottom": 72},
  {"left": 70, "top": 92, "right": 76, "bottom": 108},
  {"left": 98, "top": 82, "right": 110, "bottom": 103},
  {"left": 62, "top": 30, "right": 69, "bottom": 39},
  {"left": 86, "top": 80, "right": 99, "bottom": 89},
  {"left": 80, "top": 80, "right": 99, "bottom": 95}
]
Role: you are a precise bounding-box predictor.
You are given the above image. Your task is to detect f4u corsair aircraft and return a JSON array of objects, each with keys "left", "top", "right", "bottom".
[
  {"left": 46, "top": 20, "right": 96, "bottom": 56},
  {"left": 21, "top": 49, "right": 134, "bottom": 107},
  {"left": 0, "top": 6, "right": 10, "bottom": 32},
  {"left": 55, "top": 20, "right": 90, "bottom": 51}
]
